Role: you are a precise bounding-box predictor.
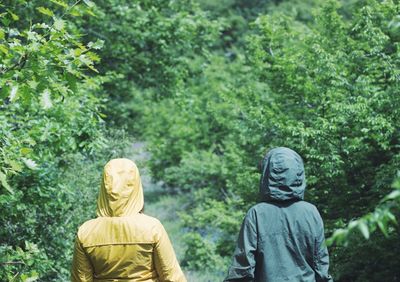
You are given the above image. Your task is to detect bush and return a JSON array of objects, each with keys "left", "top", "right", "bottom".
[
  {"left": 0, "top": 1, "right": 127, "bottom": 280},
  {"left": 144, "top": 0, "right": 400, "bottom": 279}
]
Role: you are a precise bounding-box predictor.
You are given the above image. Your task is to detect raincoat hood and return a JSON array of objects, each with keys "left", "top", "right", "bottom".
[
  {"left": 97, "top": 158, "right": 144, "bottom": 217},
  {"left": 260, "top": 147, "right": 306, "bottom": 202}
]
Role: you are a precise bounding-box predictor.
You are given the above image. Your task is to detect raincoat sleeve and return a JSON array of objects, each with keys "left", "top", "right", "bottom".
[
  {"left": 71, "top": 236, "right": 94, "bottom": 282},
  {"left": 153, "top": 223, "right": 186, "bottom": 282},
  {"left": 313, "top": 210, "right": 333, "bottom": 282},
  {"left": 224, "top": 210, "right": 257, "bottom": 282}
]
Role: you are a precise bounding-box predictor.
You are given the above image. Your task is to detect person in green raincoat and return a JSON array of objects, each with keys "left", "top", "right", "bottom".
[{"left": 224, "top": 147, "right": 333, "bottom": 282}]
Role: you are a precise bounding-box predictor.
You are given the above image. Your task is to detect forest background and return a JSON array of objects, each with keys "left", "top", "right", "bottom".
[{"left": 1, "top": 0, "right": 400, "bottom": 281}]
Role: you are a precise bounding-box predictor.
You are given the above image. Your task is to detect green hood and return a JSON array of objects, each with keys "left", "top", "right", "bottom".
[{"left": 260, "top": 147, "right": 306, "bottom": 201}]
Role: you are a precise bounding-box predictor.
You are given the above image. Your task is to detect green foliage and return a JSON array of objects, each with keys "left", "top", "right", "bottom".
[
  {"left": 248, "top": 0, "right": 400, "bottom": 221},
  {"left": 81, "top": 0, "right": 221, "bottom": 128},
  {"left": 330, "top": 228, "right": 400, "bottom": 282},
  {"left": 0, "top": 1, "right": 127, "bottom": 280},
  {"left": 181, "top": 232, "right": 227, "bottom": 271},
  {"left": 142, "top": 0, "right": 400, "bottom": 279},
  {"left": 328, "top": 176, "right": 400, "bottom": 245},
  {"left": 0, "top": 0, "right": 102, "bottom": 192},
  {"left": 0, "top": 242, "right": 49, "bottom": 282},
  {"left": 143, "top": 52, "right": 270, "bottom": 271},
  {"left": 2, "top": 0, "right": 400, "bottom": 280}
]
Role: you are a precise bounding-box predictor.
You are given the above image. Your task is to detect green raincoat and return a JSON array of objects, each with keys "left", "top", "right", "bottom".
[{"left": 224, "top": 147, "right": 333, "bottom": 282}]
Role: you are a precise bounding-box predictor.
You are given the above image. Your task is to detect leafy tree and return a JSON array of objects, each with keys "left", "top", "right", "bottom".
[
  {"left": 143, "top": 0, "right": 400, "bottom": 280},
  {"left": 2, "top": 0, "right": 400, "bottom": 280},
  {"left": 0, "top": 1, "right": 121, "bottom": 280},
  {"left": 81, "top": 0, "right": 220, "bottom": 128}
]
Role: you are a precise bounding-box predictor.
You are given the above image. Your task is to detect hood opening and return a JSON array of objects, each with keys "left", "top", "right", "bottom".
[{"left": 97, "top": 158, "right": 144, "bottom": 217}]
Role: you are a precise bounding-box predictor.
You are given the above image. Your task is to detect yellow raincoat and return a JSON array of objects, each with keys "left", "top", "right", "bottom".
[{"left": 71, "top": 158, "right": 186, "bottom": 282}]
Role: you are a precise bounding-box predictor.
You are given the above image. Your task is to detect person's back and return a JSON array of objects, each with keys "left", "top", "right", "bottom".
[
  {"left": 71, "top": 158, "right": 186, "bottom": 282},
  {"left": 224, "top": 147, "right": 332, "bottom": 282}
]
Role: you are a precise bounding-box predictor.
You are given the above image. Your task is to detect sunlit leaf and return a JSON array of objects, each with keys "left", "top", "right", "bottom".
[
  {"left": 53, "top": 18, "right": 65, "bottom": 31},
  {"left": 7, "top": 9, "right": 19, "bottom": 21},
  {"left": 377, "top": 220, "right": 388, "bottom": 237},
  {"left": 20, "top": 147, "right": 33, "bottom": 155},
  {"left": 9, "top": 85, "right": 18, "bottom": 101},
  {"left": 0, "top": 171, "right": 13, "bottom": 194},
  {"left": 0, "top": 43, "right": 8, "bottom": 54},
  {"left": 88, "top": 39, "right": 104, "bottom": 50},
  {"left": 9, "top": 160, "right": 23, "bottom": 172},
  {"left": 358, "top": 221, "right": 370, "bottom": 239},
  {"left": 22, "top": 158, "right": 38, "bottom": 170},
  {"left": 383, "top": 190, "right": 400, "bottom": 201},
  {"left": 87, "top": 64, "right": 99, "bottom": 73},
  {"left": 27, "top": 80, "right": 39, "bottom": 90},
  {"left": 36, "top": 7, "right": 54, "bottom": 17},
  {"left": 50, "top": 0, "right": 68, "bottom": 8},
  {"left": 83, "top": 0, "right": 95, "bottom": 8},
  {"left": 41, "top": 89, "right": 53, "bottom": 109},
  {"left": 78, "top": 54, "right": 92, "bottom": 65}
]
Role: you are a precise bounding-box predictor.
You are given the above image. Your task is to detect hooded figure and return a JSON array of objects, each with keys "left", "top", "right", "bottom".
[
  {"left": 224, "top": 147, "right": 333, "bottom": 282},
  {"left": 71, "top": 159, "right": 186, "bottom": 282}
]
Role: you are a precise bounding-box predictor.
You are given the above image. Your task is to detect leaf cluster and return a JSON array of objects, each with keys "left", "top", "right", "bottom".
[
  {"left": 141, "top": 0, "right": 400, "bottom": 279},
  {"left": 0, "top": 1, "right": 122, "bottom": 280}
]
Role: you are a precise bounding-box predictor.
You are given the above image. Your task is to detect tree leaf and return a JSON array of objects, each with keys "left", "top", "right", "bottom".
[
  {"left": 0, "top": 44, "right": 8, "bottom": 54},
  {"left": 88, "top": 39, "right": 104, "bottom": 50},
  {"left": 9, "top": 160, "right": 23, "bottom": 173},
  {"left": 78, "top": 54, "right": 92, "bottom": 65},
  {"left": 383, "top": 190, "right": 400, "bottom": 202},
  {"left": 7, "top": 9, "right": 19, "bottom": 21},
  {"left": 358, "top": 221, "right": 370, "bottom": 239},
  {"left": 53, "top": 18, "right": 65, "bottom": 31},
  {"left": 41, "top": 89, "right": 53, "bottom": 109},
  {"left": 22, "top": 158, "right": 38, "bottom": 170},
  {"left": 387, "top": 213, "right": 398, "bottom": 225},
  {"left": 0, "top": 171, "right": 13, "bottom": 194},
  {"left": 20, "top": 147, "right": 33, "bottom": 155},
  {"left": 9, "top": 85, "right": 18, "bottom": 101},
  {"left": 377, "top": 219, "right": 388, "bottom": 237},
  {"left": 50, "top": 0, "right": 68, "bottom": 8},
  {"left": 36, "top": 7, "right": 54, "bottom": 17},
  {"left": 87, "top": 64, "right": 99, "bottom": 73},
  {"left": 83, "top": 0, "right": 95, "bottom": 8}
]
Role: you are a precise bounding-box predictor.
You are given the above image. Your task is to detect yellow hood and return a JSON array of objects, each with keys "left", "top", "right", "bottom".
[{"left": 96, "top": 158, "right": 144, "bottom": 217}]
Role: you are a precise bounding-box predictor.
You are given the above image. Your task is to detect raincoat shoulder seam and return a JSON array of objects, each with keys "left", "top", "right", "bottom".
[{"left": 83, "top": 242, "right": 156, "bottom": 248}]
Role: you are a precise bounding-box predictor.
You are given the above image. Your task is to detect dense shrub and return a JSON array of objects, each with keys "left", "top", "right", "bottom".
[
  {"left": 2, "top": 0, "right": 400, "bottom": 281},
  {"left": 81, "top": 0, "right": 221, "bottom": 128},
  {"left": 0, "top": 1, "right": 128, "bottom": 280},
  {"left": 144, "top": 0, "right": 400, "bottom": 279}
]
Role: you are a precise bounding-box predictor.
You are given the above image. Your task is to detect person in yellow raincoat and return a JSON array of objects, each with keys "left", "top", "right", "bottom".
[{"left": 71, "top": 158, "right": 186, "bottom": 282}]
